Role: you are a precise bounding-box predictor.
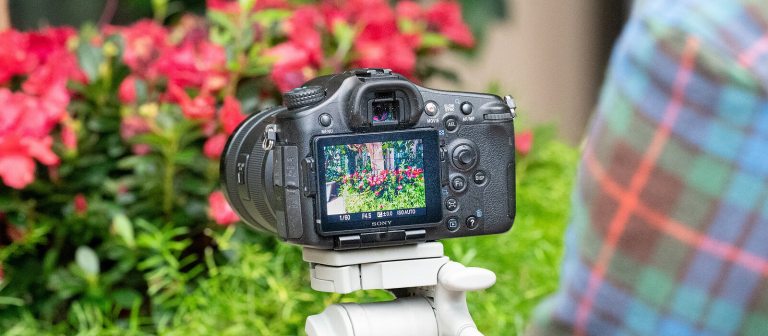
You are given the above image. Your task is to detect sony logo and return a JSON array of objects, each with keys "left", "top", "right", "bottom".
[{"left": 371, "top": 221, "right": 391, "bottom": 227}]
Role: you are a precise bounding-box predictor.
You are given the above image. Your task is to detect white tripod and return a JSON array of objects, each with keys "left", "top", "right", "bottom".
[{"left": 303, "top": 242, "right": 496, "bottom": 336}]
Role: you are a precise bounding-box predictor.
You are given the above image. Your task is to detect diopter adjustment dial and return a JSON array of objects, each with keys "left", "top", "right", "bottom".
[{"left": 283, "top": 85, "right": 326, "bottom": 109}]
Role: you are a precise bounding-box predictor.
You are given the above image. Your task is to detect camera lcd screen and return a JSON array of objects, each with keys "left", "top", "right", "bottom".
[{"left": 315, "top": 130, "right": 441, "bottom": 234}]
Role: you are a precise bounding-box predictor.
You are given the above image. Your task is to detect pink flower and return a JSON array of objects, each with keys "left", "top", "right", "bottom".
[
  {"left": 0, "top": 153, "right": 36, "bottom": 189},
  {"left": 168, "top": 84, "right": 216, "bottom": 121},
  {"left": 74, "top": 193, "right": 88, "bottom": 214},
  {"left": 119, "top": 20, "right": 169, "bottom": 79},
  {"left": 354, "top": 35, "right": 416, "bottom": 78},
  {"left": 265, "top": 42, "right": 316, "bottom": 92},
  {"left": 515, "top": 130, "right": 533, "bottom": 155},
  {"left": 154, "top": 40, "right": 228, "bottom": 92},
  {"left": 220, "top": 96, "right": 245, "bottom": 135},
  {"left": 426, "top": 1, "right": 475, "bottom": 48},
  {"left": 208, "top": 191, "right": 239, "bottom": 225},
  {"left": 285, "top": 6, "right": 324, "bottom": 65},
  {"left": 396, "top": 1, "right": 423, "bottom": 21},
  {"left": 203, "top": 133, "right": 228, "bottom": 159},
  {"left": 61, "top": 122, "right": 77, "bottom": 150},
  {"left": 120, "top": 115, "right": 151, "bottom": 140},
  {"left": 119, "top": 75, "right": 139, "bottom": 104}
]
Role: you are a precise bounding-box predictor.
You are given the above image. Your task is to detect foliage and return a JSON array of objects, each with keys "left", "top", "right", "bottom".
[
  {"left": 339, "top": 168, "right": 426, "bottom": 213},
  {"left": 0, "top": 0, "right": 483, "bottom": 334}
]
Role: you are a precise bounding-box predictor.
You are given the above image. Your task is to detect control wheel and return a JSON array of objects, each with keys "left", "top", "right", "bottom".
[
  {"left": 451, "top": 144, "right": 477, "bottom": 171},
  {"left": 284, "top": 85, "right": 325, "bottom": 109}
]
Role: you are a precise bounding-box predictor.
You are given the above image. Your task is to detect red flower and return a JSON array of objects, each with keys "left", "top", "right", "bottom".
[
  {"left": 265, "top": 42, "right": 316, "bottom": 92},
  {"left": 74, "top": 193, "right": 88, "bottom": 214},
  {"left": 396, "top": 1, "right": 423, "bottom": 21},
  {"left": 203, "top": 133, "right": 228, "bottom": 159},
  {"left": 168, "top": 84, "right": 216, "bottom": 120},
  {"left": 119, "top": 75, "right": 139, "bottom": 104},
  {"left": 119, "top": 20, "right": 169, "bottom": 79},
  {"left": 285, "top": 6, "right": 324, "bottom": 65},
  {"left": 208, "top": 190, "right": 239, "bottom": 225},
  {"left": 155, "top": 40, "right": 228, "bottom": 92},
  {"left": 426, "top": 1, "right": 475, "bottom": 48},
  {"left": 120, "top": 115, "right": 151, "bottom": 140},
  {"left": 0, "top": 153, "right": 36, "bottom": 189},
  {"left": 354, "top": 35, "right": 416, "bottom": 78},
  {"left": 220, "top": 96, "right": 245, "bottom": 135},
  {"left": 515, "top": 130, "right": 533, "bottom": 155},
  {"left": 0, "top": 31, "right": 34, "bottom": 84},
  {"left": 61, "top": 122, "right": 77, "bottom": 150}
]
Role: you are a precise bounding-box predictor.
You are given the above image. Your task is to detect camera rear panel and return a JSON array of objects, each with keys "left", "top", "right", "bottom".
[{"left": 222, "top": 69, "right": 515, "bottom": 250}]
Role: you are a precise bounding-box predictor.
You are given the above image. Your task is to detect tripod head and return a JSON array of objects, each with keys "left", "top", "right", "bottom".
[{"left": 302, "top": 242, "right": 496, "bottom": 336}]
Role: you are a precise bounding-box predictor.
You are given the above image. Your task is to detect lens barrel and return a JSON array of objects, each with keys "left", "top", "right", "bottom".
[{"left": 220, "top": 107, "right": 284, "bottom": 233}]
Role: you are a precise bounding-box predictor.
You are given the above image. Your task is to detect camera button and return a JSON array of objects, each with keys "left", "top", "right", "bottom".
[
  {"left": 444, "top": 116, "right": 459, "bottom": 132},
  {"left": 425, "top": 101, "right": 439, "bottom": 116},
  {"left": 473, "top": 170, "right": 487, "bottom": 185},
  {"left": 460, "top": 102, "right": 473, "bottom": 115},
  {"left": 445, "top": 197, "right": 459, "bottom": 211},
  {"left": 451, "top": 176, "right": 467, "bottom": 192},
  {"left": 319, "top": 113, "right": 333, "bottom": 127},
  {"left": 465, "top": 216, "right": 479, "bottom": 230},
  {"left": 446, "top": 217, "right": 460, "bottom": 232}
]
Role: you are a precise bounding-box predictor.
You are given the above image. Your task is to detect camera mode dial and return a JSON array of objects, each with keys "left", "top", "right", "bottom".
[{"left": 283, "top": 85, "right": 326, "bottom": 109}]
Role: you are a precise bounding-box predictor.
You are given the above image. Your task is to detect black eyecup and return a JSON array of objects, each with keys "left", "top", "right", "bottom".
[{"left": 346, "top": 79, "right": 424, "bottom": 131}]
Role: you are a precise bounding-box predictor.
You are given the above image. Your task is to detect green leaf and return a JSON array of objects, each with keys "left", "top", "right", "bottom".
[
  {"left": 421, "top": 32, "right": 450, "bottom": 49},
  {"left": 112, "top": 214, "right": 135, "bottom": 248},
  {"left": 75, "top": 246, "right": 100, "bottom": 276},
  {"left": 250, "top": 9, "right": 292, "bottom": 27},
  {"left": 238, "top": 0, "right": 256, "bottom": 13},
  {"left": 76, "top": 41, "right": 104, "bottom": 82}
]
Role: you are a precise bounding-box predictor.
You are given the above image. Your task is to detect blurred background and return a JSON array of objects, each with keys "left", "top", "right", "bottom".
[
  {"left": 3, "top": 0, "right": 629, "bottom": 142},
  {"left": 0, "top": 0, "right": 627, "bottom": 335}
]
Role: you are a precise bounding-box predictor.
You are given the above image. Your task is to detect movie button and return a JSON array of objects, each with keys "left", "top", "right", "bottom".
[
  {"left": 425, "top": 101, "right": 439, "bottom": 116},
  {"left": 460, "top": 102, "right": 473, "bottom": 115},
  {"left": 444, "top": 116, "right": 459, "bottom": 132},
  {"left": 318, "top": 113, "right": 332, "bottom": 127},
  {"left": 445, "top": 197, "right": 459, "bottom": 211},
  {"left": 465, "top": 216, "right": 479, "bottom": 230},
  {"left": 446, "top": 216, "right": 459, "bottom": 232},
  {"left": 473, "top": 170, "right": 487, "bottom": 185},
  {"left": 451, "top": 176, "right": 466, "bottom": 192}
]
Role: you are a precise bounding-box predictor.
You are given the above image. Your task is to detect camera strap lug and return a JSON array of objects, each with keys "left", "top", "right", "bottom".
[
  {"left": 262, "top": 124, "right": 279, "bottom": 150},
  {"left": 504, "top": 95, "right": 517, "bottom": 119}
]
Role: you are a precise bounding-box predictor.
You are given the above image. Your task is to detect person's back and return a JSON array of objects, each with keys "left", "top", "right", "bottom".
[{"left": 529, "top": 0, "right": 768, "bottom": 334}]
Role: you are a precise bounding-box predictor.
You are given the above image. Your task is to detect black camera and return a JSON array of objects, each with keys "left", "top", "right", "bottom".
[{"left": 220, "top": 69, "right": 517, "bottom": 250}]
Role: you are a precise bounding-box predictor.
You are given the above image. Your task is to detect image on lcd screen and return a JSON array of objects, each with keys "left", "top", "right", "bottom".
[{"left": 323, "top": 140, "right": 425, "bottom": 216}]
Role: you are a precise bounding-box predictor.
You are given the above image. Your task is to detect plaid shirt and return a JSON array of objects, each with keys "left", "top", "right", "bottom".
[{"left": 529, "top": 0, "right": 768, "bottom": 335}]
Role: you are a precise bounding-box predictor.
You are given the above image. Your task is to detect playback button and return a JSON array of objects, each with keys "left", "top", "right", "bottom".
[{"left": 446, "top": 217, "right": 459, "bottom": 232}]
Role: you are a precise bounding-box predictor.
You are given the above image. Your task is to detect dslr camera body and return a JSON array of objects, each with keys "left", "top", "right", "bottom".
[{"left": 221, "top": 69, "right": 516, "bottom": 250}]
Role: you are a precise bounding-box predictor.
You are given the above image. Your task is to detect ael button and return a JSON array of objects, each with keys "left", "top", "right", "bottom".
[{"left": 444, "top": 116, "right": 459, "bottom": 132}]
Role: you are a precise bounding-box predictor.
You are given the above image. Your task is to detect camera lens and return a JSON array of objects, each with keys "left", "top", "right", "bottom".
[{"left": 220, "top": 107, "right": 282, "bottom": 234}]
